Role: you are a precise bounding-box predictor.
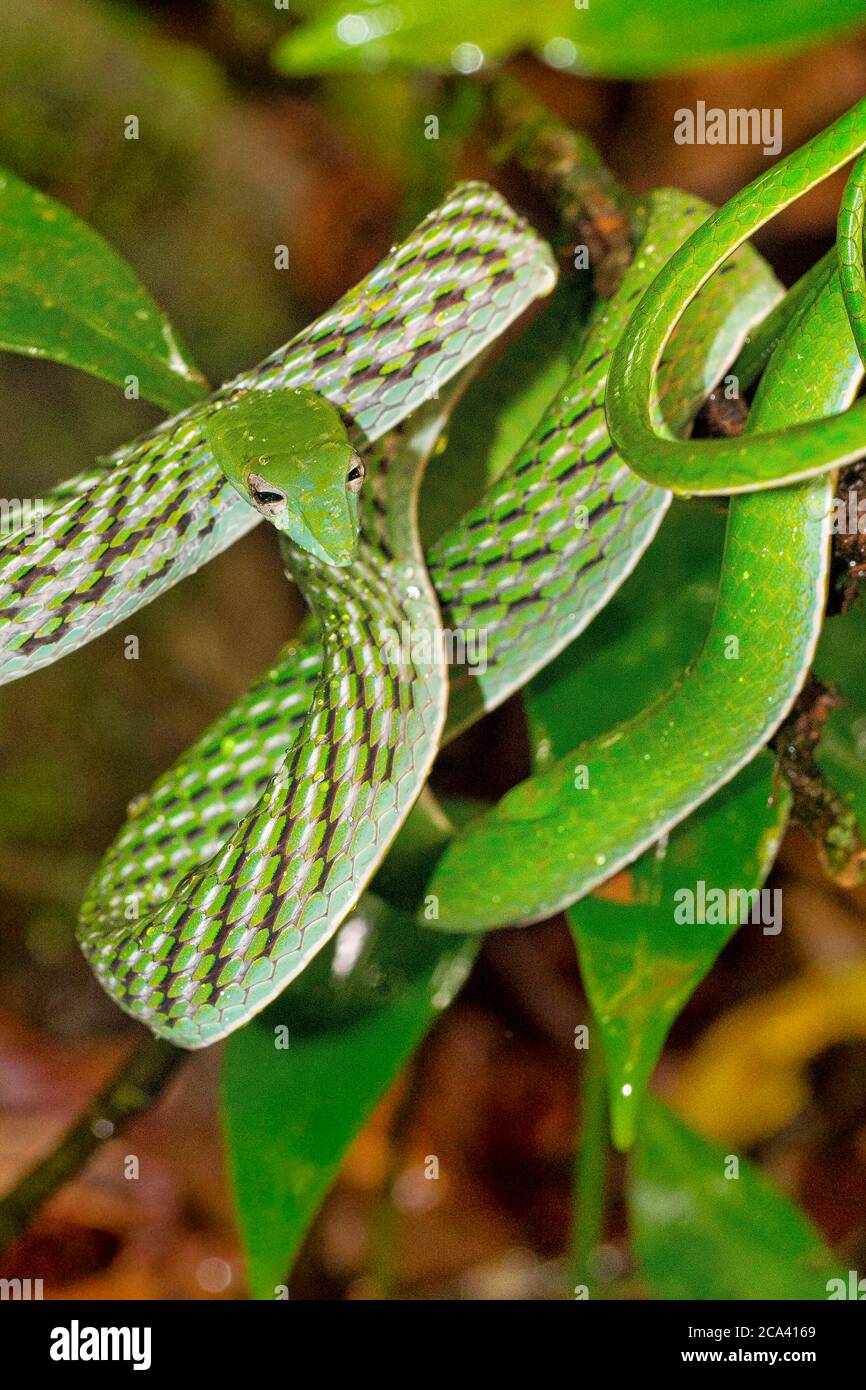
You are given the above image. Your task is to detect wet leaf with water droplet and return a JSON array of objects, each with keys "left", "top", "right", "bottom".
[
  {"left": 569, "top": 753, "right": 788, "bottom": 1150},
  {"left": 272, "top": 0, "right": 865, "bottom": 78}
]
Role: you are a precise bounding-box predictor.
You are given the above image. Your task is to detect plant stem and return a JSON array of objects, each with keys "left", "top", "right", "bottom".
[
  {"left": 367, "top": 1048, "right": 428, "bottom": 1299},
  {"left": 571, "top": 1030, "right": 608, "bottom": 1298},
  {"left": 0, "top": 1032, "right": 183, "bottom": 1255},
  {"left": 397, "top": 75, "right": 484, "bottom": 240},
  {"left": 483, "top": 75, "right": 638, "bottom": 297}
]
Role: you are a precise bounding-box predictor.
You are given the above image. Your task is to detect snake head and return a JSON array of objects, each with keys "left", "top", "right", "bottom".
[{"left": 204, "top": 386, "right": 364, "bottom": 567}]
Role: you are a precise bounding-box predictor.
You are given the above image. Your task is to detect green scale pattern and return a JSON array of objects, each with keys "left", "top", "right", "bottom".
[
  {"left": 0, "top": 182, "right": 554, "bottom": 685},
  {"left": 3, "top": 107, "right": 866, "bottom": 1044},
  {"left": 428, "top": 273, "right": 862, "bottom": 930},
  {"left": 80, "top": 396, "right": 461, "bottom": 1045},
  {"left": 78, "top": 190, "right": 778, "bottom": 1049},
  {"left": 432, "top": 189, "right": 779, "bottom": 733},
  {"left": 428, "top": 107, "right": 866, "bottom": 933},
  {"left": 70, "top": 191, "right": 558, "bottom": 1046}
]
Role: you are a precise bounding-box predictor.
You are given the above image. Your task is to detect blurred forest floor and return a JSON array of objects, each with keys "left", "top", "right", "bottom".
[{"left": 2, "top": 0, "right": 866, "bottom": 1298}]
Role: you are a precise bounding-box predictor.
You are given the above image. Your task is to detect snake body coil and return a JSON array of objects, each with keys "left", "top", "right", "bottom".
[{"left": 4, "top": 103, "right": 866, "bottom": 1043}]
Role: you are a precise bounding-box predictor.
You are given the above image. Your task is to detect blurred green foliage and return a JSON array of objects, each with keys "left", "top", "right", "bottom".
[
  {"left": 276, "top": 0, "right": 866, "bottom": 78},
  {"left": 632, "top": 1099, "right": 842, "bottom": 1300}
]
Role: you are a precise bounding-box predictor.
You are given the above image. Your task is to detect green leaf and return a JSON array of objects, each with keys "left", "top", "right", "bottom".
[
  {"left": 274, "top": 0, "right": 866, "bottom": 79},
  {"left": 570, "top": 755, "right": 788, "bottom": 1151},
  {"left": 570, "top": 0, "right": 866, "bottom": 78},
  {"left": 630, "top": 1097, "right": 842, "bottom": 1300},
  {"left": 221, "top": 894, "right": 476, "bottom": 1298},
  {"left": 525, "top": 503, "right": 788, "bottom": 1149},
  {"left": 275, "top": 0, "right": 558, "bottom": 76},
  {"left": 0, "top": 167, "right": 207, "bottom": 412}
]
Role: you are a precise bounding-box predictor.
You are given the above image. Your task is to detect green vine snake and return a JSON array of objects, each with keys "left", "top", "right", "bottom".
[
  {"left": 428, "top": 95, "right": 866, "bottom": 931},
  {"left": 2, "top": 100, "right": 866, "bottom": 1043}
]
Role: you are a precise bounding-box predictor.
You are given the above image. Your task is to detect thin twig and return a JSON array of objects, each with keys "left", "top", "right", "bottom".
[
  {"left": 0, "top": 1033, "right": 184, "bottom": 1255},
  {"left": 484, "top": 75, "right": 637, "bottom": 297},
  {"left": 571, "top": 1032, "right": 608, "bottom": 1299}
]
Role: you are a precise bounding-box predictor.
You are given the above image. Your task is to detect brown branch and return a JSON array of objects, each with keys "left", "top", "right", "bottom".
[
  {"left": 775, "top": 676, "right": 866, "bottom": 887},
  {"left": 483, "top": 75, "right": 636, "bottom": 298},
  {"left": 831, "top": 458, "right": 866, "bottom": 613},
  {"left": 0, "top": 1033, "right": 184, "bottom": 1256}
]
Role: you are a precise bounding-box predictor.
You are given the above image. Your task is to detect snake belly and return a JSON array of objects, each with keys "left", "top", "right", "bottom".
[{"left": 78, "top": 188, "right": 778, "bottom": 1043}]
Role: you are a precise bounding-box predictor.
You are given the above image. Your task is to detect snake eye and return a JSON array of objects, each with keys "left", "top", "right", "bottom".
[
  {"left": 247, "top": 472, "right": 286, "bottom": 513},
  {"left": 346, "top": 458, "right": 366, "bottom": 494}
]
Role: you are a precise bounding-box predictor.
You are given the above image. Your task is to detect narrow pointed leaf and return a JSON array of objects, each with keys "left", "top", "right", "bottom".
[
  {"left": 0, "top": 167, "right": 207, "bottom": 411},
  {"left": 570, "top": 755, "right": 788, "bottom": 1150}
]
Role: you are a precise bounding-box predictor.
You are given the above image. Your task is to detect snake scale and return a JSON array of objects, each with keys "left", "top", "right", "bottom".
[
  {"left": 3, "top": 97, "right": 866, "bottom": 1043},
  {"left": 429, "top": 97, "right": 866, "bottom": 930}
]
